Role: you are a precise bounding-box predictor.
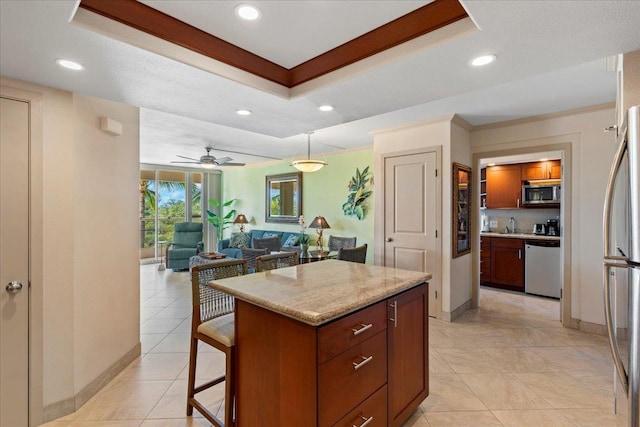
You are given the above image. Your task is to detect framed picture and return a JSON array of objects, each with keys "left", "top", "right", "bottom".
[
  {"left": 265, "top": 172, "right": 302, "bottom": 223},
  {"left": 452, "top": 163, "right": 471, "bottom": 258}
]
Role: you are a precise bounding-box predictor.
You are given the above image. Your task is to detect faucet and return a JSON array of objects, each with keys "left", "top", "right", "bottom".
[{"left": 509, "top": 217, "right": 516, "bottom": 233}]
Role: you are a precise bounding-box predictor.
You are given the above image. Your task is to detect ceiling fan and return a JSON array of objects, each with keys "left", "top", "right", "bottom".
[{"left": 170, "top": 146, "right": 246, "bottom": 169}]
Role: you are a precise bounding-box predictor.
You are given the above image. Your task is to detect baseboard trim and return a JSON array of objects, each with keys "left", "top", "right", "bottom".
[
  {"left": 43, "top": 342, "right": 141, "bottom": 422},
  {"left": 442, "top": 299, "right": 471, "bottom": 322},
  {"left": 578, "top": 320, "right": 608, "bottom": 336}
]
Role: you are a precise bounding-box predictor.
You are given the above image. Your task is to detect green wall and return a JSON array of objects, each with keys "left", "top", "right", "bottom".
[{"left": 221, "top": 148, "right": 375, "bottom": 263}]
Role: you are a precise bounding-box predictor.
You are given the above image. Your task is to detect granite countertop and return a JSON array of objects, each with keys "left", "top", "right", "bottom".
[
  {"left": 481, "top": 231, "right": 560, "bottom": 241},
  {"left": 208, "top": 260, "right": 431, "bottom": 326}
]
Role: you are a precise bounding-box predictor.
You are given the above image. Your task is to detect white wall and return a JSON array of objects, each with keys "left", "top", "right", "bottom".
[
  {"left": 471, "top": 106, "right": 616, "bottom": 326},
  {"left": 1, "top": 77, "right": 140, "bottom": 416}
]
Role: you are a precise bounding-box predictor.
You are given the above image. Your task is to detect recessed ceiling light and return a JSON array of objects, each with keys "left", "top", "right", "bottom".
[
  {"left": 540, "top": 158, "right": 549, "bottom": 161},
  {"left": 55, "top": 58, "right": 85, "bottom": 71},
  {"left": 487, "top": 163, "right": 496, "bottom": 167},
  {"left": 236, "top": 109, "right": 252, "bottom": 116},
  {"left": 471, "top": 54, "right": 497, "bottom": 67},
  {"left": 235, "top": 4, "right": 261, "bottom": 21},
  {"left": 318, "top": 105, "right": 334, "bottom": 112}
]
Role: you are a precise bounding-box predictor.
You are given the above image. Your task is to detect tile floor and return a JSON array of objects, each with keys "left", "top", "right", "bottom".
[{"left": 42, "top": 263, "right": 626, "bottom": 426}]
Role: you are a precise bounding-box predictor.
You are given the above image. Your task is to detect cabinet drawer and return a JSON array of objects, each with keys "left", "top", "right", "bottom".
[
  {"left": 333, "top": 385, "right": 387, "bottom": 427},
  {"left": 318, "top": 301, "right": 387, "bottom": 364},
  {"left": 318, "top": 331, "right": 387, "bottom": 426},
  {"left": 491, "top": 237, "right": 523, "bottom": 249}
]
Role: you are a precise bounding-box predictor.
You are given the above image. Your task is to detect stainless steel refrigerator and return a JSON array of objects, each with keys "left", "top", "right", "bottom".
[{"left": 604, "top": 105, "right": 640, "bottom": 426}]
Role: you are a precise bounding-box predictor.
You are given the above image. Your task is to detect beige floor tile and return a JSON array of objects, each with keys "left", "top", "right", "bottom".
[
  {"left": 482, "top": 346, "right": 559, "bottom": 373},
  {"left": 117, "top": 353, "right": 189, "bottom": 382},
  {"left": 429, "top": 327, "right": 479, "bottom": 349},
  {"left": 141, "top": 334, "right": 167, "bottom": 354},
  {"left": 458, "top": 373, "right": 553, "bottom": 410},
  {"left": 150, "top": 334, "right": 191, "bottom": 353},
  {"left": 141, "top": 318, "right": 184, "bottom": 334},
  {"left": 425, "top": 411, "right": 503, "bottom": 427},
  {"left": 400, "top": 409, "right": 431, "bottom": 426},
  {"left": 177, "top": 350, "right": 226, "bottom": 381},
  {"left": 433, "top": 348, "right": 507, "bottom": 374},
  {"left": 140, "top": 419, "right": 212, "bottom": 427},
  {"left": 172, "top": 318, "right": 192, "bottom": 334},
  {"left": 492, "top": 408, "right": 618, "bottom": 427},
  {"left": 420, "top": 374, "right": 487, "bottom": 412},
  {"left": 429, "top": 349, "right": 454, "bottom": 374},
  {"left": 514, "top": 372, "right": 611, "bottom": 409},
  {"left": 43, "top": 421, "right": 142, "bottom": 427},
  {"left": 146, "top": 379, "right": 225, "bottom": 420},
  {"left": 153, "top": 305, "right": 192, "bottom": 319},
  {"left": 72, "top": 380, "right": 172, "bottom": 421},
  {"left": 141, "top": 297, "right": 179, "bottom": 308}
]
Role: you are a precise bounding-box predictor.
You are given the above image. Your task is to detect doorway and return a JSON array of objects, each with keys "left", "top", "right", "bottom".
[{"left": 472, "top": 143, "right": 573, "bottom": 327}]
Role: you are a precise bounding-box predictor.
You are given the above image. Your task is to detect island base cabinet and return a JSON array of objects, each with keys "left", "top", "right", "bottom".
[
  {"left": 387, "top": 284, "right": 429, "bottom": 427},
  {"left": 333, "top": 385, "right": 387, "bottom": 427},
  {"left": 234, "top": 283, "right": 429, "bottom": 427}
]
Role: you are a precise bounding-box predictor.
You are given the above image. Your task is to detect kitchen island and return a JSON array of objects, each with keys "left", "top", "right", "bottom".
[{"left": 209, "top": 259, "right": 431, "bottom": 427}]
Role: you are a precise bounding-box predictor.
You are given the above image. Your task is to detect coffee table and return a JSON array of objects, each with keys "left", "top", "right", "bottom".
[{"left": 189, "top": 252, "right": 227, "bottom": 270}]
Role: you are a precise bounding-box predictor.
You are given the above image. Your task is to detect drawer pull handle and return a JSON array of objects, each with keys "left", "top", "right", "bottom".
[
  {"left": 353, "top": 355, "right": 373, "bottom": 370},
  {"left": 352, "top": 415, "right": 373, "bottom": 427},
  {"left": 352, "top": 323, "right": 373, "bottom": 336}
]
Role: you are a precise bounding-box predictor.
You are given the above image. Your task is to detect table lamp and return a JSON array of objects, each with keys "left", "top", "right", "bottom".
[
  {"left": 309, "top": 215, "right": 330, "bottom": 251},
  {"left": 233, "top": 214, "right": 249, "bottom": 232}
]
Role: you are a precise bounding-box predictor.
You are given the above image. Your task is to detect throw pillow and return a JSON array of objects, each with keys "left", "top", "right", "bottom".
[
  {"left": 263, "top": 232, "right": 281, "bottom": 238},
  {"left": 229, "top": 232, "right": 251, "bottom": 248},
  {"left": 283, "top": 234, "right": 299, "bottom": 246}
]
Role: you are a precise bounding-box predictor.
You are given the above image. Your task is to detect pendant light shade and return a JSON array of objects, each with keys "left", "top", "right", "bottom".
[{"left": 292, "top": 132, "right": 327, "bottom": 173}]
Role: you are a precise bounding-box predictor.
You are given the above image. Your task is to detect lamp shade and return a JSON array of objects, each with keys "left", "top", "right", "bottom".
[
  {"left": 233, "top": 214, "right": 249, "bottom": 224},
  {"left": 292, "top": 132, "right": 327, "bottom": 173},
  {"left": 308, "top": 215, "right": 330, "bottom": 229}
]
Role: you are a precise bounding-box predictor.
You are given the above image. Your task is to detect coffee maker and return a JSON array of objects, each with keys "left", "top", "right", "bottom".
[{"left": 546, "top": 219, "right": 559, "bottom": 236}]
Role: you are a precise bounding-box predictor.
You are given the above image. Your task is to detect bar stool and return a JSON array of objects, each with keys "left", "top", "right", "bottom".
[{"left": 187, "top": 259, "right": 247, "bottom": 427}]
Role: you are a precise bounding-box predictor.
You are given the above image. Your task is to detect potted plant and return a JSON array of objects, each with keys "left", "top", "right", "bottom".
[{"left": 206, "top": 198, "right": 237, "bottom": 241}]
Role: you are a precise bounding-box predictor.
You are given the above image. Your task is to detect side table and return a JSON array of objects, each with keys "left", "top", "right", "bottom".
[{"left": 158, "top": 240, "right": 168, "bottom": 271}]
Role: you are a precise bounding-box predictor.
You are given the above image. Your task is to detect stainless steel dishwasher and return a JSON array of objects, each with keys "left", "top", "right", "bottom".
[{"left": 524, "top": 240, "right": 561, "bottom": 298}]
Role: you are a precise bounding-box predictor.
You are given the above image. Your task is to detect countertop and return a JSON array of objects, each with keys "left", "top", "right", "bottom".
[
  {"left": 208, "top": 260, "right": 431, "bottom": 326},
  {"left": 481, "top": 231, "right": 560, "bottom": 241}
]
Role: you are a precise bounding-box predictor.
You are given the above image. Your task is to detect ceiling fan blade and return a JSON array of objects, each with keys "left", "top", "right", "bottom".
[
  {"left": 214, "top": 156, "right": 233, "bottom": 164},
  {"left": 217, "top": 162, "right": 246, "bottom": 166},
  {"left": 170, "top": 160, "right": 202, "bottom": 164},
  {"left": 208, "top": 147, "right": 281, "bottom": 160},
  {"left": 176, "top": 154, "right": 200, "bottom": 161}
]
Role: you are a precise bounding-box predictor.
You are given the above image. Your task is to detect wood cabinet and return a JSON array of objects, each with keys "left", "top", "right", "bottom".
[
  {"left": 387, "top": 285, "right": 429, "bottom": 427},
  {"left": 480, "top": 236, "right": 491, "bottom": 285},
  {"left": 486, "top": 164, "right": 522, "bottom": 209},
  {"left": 521, "top": 160, "right": 561, "bottom": 181},
  {"left": 489, "top": 237, "right": 524, "bottom": 290},
  {"left": 480, "top": 167, "right": 487, "bottom": 209},
  {"left": 235, "top": 283, "right": 429, "bottom": 427}
]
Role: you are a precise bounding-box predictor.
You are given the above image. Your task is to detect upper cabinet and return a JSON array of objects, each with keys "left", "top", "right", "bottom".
[
  {"left": 521, "top": 160, "right": 561, "bottom": 181},
  {"left": 486, "top": 164, "right": 522, "bottom": 209}
]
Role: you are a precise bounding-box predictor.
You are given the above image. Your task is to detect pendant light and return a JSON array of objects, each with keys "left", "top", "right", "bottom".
[{"left": 292, "top": 132, "right": 327, "bottom": 173}]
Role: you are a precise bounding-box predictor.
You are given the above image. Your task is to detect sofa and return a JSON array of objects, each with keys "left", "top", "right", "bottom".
[{"left": 218, "top": 229, "right": 303, "bottom": 259}]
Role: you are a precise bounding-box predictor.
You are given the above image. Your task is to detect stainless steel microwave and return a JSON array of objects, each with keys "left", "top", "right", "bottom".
[{"left": 522, "top": 184, "right": 561, "bottom": 205}]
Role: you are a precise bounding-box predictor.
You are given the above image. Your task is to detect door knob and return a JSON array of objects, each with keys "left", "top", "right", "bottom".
[
  {"left": 385, "top": 237, "right": 393, "bottom": 242},
  {"left": 6, "top": 281, "right": 23, "bottom": 294}
]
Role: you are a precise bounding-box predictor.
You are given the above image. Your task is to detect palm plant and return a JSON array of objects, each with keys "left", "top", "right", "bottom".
[{"left": 206, "top": 198, "right": 237, "bottom": 240}]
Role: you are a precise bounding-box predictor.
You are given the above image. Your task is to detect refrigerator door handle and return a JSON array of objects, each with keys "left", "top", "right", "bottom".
[
  {"left": 603, "top": 116, "right": 629, "bottom": 262},
  {"left": 604, "top": 262, "right": 630, "bottom": 394}
]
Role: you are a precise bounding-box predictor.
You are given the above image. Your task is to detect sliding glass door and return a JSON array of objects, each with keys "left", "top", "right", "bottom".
[{"left": 140, "top": 168, "right": 203, "bottom": 262}]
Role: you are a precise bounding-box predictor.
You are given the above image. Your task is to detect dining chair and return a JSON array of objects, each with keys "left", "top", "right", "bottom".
[
  {"left": 255, "top": 251, "right": 299, "bottom": 272},
  {"left": 336, "top": 243, "right": 368, "bottom": 264},
  {"left": 187, "top": 259, "right": 248, "bottom": 427},
  {"left": 327, "top": 235, "right": 357, "bottom": 252},
  {"left": 240, "top": 247, "right": 268, "bottom": 272}
]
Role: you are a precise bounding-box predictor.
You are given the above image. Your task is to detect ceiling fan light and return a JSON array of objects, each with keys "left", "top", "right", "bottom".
[
  {"left": 201, "top": 163, "right": 216, "bottom": 169},
  {"left": 292, "top": 160, "right": 327, "bottom": 173}
]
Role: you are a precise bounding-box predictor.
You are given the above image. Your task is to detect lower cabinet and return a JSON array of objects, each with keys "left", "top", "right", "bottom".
[
  {"left": 480, "top": 237, "right": 525, "bottom": 291},
  {"left": 235, "top": 283, "right": 429, "bottom": 426}
]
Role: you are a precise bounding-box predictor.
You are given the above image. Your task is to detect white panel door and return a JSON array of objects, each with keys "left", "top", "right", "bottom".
[
  {"left": 0, "top": 96, "right": 30, "bottom": 426},
  {"left": 384, "top": 151, "right": 439, "bottom": 317}
]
